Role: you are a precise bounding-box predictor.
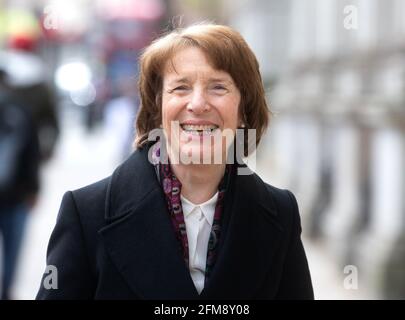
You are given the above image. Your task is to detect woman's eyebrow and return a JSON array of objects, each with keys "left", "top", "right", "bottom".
[
  {"left": 166, "top": 76, "right": 233, "bottom": 86},
  {"left": 208, "top": 78, "right": 232, "bottom": 84},
  {"left": 167, "top": 77, "right": 189, "bottom": 85}
]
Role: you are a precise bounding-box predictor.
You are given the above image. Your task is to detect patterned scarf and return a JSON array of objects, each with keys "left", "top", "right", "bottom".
[{"left": 150, "top": 140, "right": 233, "bottom": 283}]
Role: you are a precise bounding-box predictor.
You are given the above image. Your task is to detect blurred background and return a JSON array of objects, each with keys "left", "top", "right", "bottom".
[{"left": 0, "top": 0, "right": 404, "bottom": 300}]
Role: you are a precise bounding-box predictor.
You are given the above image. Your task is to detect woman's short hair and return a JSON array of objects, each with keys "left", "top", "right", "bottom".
[{"left": 134, "top": 23, "right": 270, "bottom": 156}]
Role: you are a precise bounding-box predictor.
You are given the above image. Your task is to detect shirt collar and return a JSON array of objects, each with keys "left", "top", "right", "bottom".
[{"left": 181, "top": 192, "right": 218, "bottom": 226}]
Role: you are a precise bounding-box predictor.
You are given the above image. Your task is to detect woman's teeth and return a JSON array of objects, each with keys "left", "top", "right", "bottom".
[{"left": 181, "top": 124, "right": 219, "bottom": 135}]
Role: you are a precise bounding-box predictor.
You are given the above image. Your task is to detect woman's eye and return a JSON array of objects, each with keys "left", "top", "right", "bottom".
[
  {"left": 174, "top": 86, "right": 188, "bottom": 91},
  {"left": 212, "top": 85, "right": 226, "bottom": 91},
  {"left": 167, "top": 86, "right": 189, "bottom": 94}
]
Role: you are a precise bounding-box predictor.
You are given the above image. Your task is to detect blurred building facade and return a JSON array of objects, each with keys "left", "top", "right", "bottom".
[{"left": 220, "top": 0, "right": 405, "bottom": 299}]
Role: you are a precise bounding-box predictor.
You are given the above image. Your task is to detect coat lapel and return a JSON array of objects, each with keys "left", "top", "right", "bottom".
[
  {"left": 99, "top": 143, "right": 283, "bottom": 299},
  {"left": 99, "top": 145, "right": 199, "bottom": 299},
  {"left": 199, "top": 168, "right": 284, "bottom": 299}
]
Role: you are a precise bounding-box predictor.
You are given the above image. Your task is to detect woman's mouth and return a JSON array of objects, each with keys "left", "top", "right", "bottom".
[{"left": 180, "top": 124, "right": 220, "bottom": 136}]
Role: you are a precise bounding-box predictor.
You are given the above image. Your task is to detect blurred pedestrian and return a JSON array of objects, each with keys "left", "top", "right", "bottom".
[
  {"left": 0, "top": 68, "right": 41, "bottom": 300},
  {"left": 0, "top": 34, "right": 59, "bottom": 162}
]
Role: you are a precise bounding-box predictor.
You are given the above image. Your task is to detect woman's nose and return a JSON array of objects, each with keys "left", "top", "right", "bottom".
[{"left": 187, "top": 89, "right": 209, "bottom": 113}]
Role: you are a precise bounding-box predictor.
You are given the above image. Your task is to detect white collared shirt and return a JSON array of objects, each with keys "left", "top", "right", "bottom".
[{"left": 181, "top": 192, "right": 218, "bottom": 294}]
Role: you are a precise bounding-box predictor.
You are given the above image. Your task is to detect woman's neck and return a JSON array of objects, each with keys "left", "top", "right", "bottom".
[{"left": 170, "top": 163, "right": 226, "bottom": 204}]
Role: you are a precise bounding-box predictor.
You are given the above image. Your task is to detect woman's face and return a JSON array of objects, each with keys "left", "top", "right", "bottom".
[{"left": 161, "top": 47, "right": 241, "bottom": 164}]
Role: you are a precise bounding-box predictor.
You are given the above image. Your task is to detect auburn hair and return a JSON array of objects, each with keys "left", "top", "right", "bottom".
[{"left": 134, "top": 23, "right": 270, "bottom": 156}]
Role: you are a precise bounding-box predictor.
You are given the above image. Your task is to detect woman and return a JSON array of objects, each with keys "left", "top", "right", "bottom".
[{"left": 37, "top": 23, "right": 314, "bottom": 299}]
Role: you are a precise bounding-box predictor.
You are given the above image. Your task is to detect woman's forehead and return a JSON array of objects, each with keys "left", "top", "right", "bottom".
[{"left": 163, "top": 47, "right": 233, "bottom": 83}]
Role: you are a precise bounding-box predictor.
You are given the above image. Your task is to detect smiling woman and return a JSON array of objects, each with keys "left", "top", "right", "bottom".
[
  {"left": 160, "top": 46, "right": 241, "bottom": 201},
  {"left": 36, "top": 23, "right": 314, "bottom": 300}
]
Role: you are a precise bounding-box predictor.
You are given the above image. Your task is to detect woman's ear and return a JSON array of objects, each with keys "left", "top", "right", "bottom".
[
  {"left": 238, "top": 118, "right": 246, "bottom": 128},
  {"left": 238, "top": 107, "right": 246, "bottom": 128}
]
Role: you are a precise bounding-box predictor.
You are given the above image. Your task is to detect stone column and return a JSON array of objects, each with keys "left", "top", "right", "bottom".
[
  {"left": 293, "top": 111, "right": 323, "bottom": 231},
  {"left": 354, "top": 52, "right": 405, "bottom": 298},
  {"left": 355, "top": 120, "right": 405, "bottom": 299},
  {"left": 320, "top": 116, "right": 363, "bottom": 262}
]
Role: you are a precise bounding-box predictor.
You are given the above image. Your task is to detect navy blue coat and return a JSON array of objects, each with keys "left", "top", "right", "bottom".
[{"left": 36, "top": 143, "right": 314, "bottom": 299}]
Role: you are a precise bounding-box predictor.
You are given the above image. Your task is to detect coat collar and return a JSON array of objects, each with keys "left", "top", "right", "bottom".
[{"left": 99, "top": 142, "right": 283, "bottom": 299}]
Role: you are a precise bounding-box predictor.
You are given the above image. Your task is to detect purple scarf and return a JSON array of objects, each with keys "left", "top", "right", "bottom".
[{"left": 150, "top": 141, "right": 233, "bottom": 282}]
